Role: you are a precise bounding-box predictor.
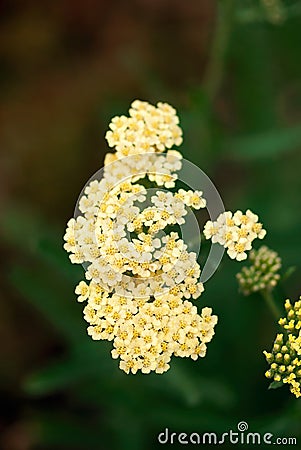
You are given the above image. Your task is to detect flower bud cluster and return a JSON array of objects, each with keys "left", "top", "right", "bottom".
[
  {"left": 264, "top": 297, "right": 301, "bottom": 398},
  {"left": 236, "top": 246, "right": 281, "bottom": 295}
]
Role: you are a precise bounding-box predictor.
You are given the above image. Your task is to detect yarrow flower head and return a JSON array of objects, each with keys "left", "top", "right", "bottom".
[
  {"left": 63, "top": 99, "right": 218, "bottom": 374},
  {"left": 264, "top": 297, "right": 301, "bottom": 398},
  {"left": 203, "top": 210, "right": 266, "bottom": 261},
  {"left": 63, "top": 100, "right": 269, "bottom": 375},
  {"left": 236, "top": 246, "right": 281, "bottom": 295}
]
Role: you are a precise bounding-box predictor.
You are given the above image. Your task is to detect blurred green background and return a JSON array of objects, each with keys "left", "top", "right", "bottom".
[{"left": 1, "top": 0, "right": 301, "bottom": 449}]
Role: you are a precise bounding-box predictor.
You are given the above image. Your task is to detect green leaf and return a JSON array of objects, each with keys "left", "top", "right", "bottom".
[
  {"left": 9, "top": 265, "right": 84, "bottom": 344},
  {"left": 23, "top": 340, "right": 113, "bottom": 396},
  {"left": 268, "top": 381, "right": 284, "bottom": 390},
  {"left": 144, "top": 360, "right": 235, "bottom": 409},
  {"left": 24, "top": 355, "right": 93, "bottom": 396},
  {"left": 0, "top": 205, "right": 81, "bottom": 282},
  {"left": 282, "top": 266, "right": 297, "bottom": 282},
  {"left": 35, "top": 413, "right": 106, "bottom": 448},
  {"left": 225, "top": 126, "right": 301, "bottom": 160}
]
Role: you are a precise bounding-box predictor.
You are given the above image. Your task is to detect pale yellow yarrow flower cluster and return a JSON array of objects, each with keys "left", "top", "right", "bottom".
[
  {"left": 105, "top": 100, "right": 183, "bottom": 158},
  {"left": 64, "top": 99, "right": 218, "bottom": 374},
  {"left": 103, "top": 150, "right": 183, "bottom": 189},
  {"left": 203, "top": 210, "right": 266, "bottom": 261},
  {"left": 103, "top": 100, "right": 184, "bottom": 188},
  {"left": 236, "top": 246, "right": 281, "bottom": 295},
  {"left": 264, "top": 297, "right": 301, "bottom": 398},
  {"left": 65, "top": 182, "right": 206, "bottom": 298},
  {"left": 76, "top": 281, "right": 217, "bottom": 374}
]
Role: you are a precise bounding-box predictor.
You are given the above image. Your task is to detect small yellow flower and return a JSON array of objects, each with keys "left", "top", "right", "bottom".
[{"left": 75, "top": 281, "right": 90, "bottom": 302}]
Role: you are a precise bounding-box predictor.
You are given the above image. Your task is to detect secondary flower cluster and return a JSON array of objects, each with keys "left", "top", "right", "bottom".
[
  {"left": 203, "top": 210, "right": 266, "bottom": 261},
  {"left": 264, "top": 297, "right": 301, "bottom": 398},
  {"left": 236, "top": 246, "right": 281, "bottom": 295},
  {"left": 63, "top": 99, "right": 218, "bottom": 374},
  {"left": 76, "top": 281, "right": 217, "bottom": 374}
]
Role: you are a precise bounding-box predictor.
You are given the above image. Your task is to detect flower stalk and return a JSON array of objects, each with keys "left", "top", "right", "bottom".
[{"left": 261, "top": 288, "right": 282, "bottom": 321}]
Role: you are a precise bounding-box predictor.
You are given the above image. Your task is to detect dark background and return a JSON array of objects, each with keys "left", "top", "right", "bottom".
[{"left": 1, "top": 0, "right": 301, "bottom": 449}]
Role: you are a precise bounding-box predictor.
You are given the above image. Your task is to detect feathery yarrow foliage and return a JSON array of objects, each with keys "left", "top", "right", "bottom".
[
  {"left": 203, "top": 210, "right": 266, "bottom": 261},
  {"left": 264, "top": 297, "right": 301, "bottom": 398},
  {"left": 64, "top": 100, "right": 217, "bottom": 374},
  {"left": 236, "top": 246, "right": 281, "bottom": 295}
]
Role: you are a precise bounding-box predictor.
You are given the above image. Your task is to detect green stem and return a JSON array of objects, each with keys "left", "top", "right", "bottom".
[
  {"left": 261, "top": 289, "right": 282, "bottom": 321},
  {"left": 203, "top": 0, "right": 235, "bottom": 102}
]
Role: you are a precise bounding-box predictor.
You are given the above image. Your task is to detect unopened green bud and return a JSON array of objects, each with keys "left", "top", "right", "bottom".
[
  {"left": 284, "top": 354, "right": 291, "bottom": 364},
  {"left": 237, "top": 246, "right": 281, "bottom": 296}
]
